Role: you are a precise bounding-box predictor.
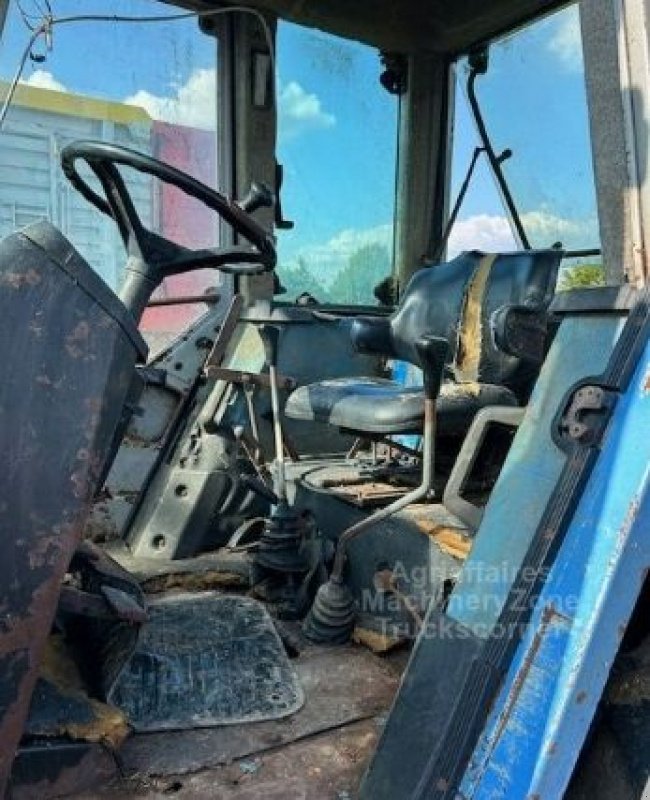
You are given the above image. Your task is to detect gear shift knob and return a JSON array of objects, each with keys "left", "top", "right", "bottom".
[
  {"left": 415, "top": 335, "right": 448, "bottom": 400},
  {"left": 259, "top": 324, "right": 281, "bottom": 369}
]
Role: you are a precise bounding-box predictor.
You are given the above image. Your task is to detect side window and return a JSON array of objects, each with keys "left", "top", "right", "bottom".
[
  {"left": 0, "top": 1, "right": 221, "bottom": 350},
  {"left": 447, "top": 3, "right": 603, "bottom": 288},
  {"left": 275, "top": 23, "right": 399, "bottom": 306}
]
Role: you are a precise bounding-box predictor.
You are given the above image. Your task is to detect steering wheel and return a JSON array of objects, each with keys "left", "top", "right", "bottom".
[{"left": 60, "top": 140, "right": 277, "bottom": 318}]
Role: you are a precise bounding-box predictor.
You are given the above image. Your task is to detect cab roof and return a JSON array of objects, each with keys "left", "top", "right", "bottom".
[{"left": 181, "top": 0, "right": 569, "bottom": 53}]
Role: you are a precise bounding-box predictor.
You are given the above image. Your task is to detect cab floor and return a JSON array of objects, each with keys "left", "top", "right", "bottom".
[{"left": 30, "top": 643, "right": 405, "bottom": 800}]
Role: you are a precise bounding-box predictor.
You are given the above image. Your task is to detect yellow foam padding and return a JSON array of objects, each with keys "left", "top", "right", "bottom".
[
  {"left": 353, "top": 626, "right": 404, "bottom": 653},
  {"left": 40, "top": 636, "right": 130, "bottom": 748},
  {"left": 417, "top": 521, "right": 473, "bottom": 560},
  {"left": 453, "top": 254, "right": 498, "bottom": 384}
]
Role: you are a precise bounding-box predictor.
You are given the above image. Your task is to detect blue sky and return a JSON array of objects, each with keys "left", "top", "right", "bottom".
[{"left": 0, "top": 0, "right": 600, "bottom": 279}]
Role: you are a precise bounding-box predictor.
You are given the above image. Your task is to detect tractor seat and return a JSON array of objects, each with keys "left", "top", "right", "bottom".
[
  {"left": 286, "top": 377, "right": 516, "bottom": 436},
  {"left": 285, "top": 249, "right": 563, "bottom": 438}
]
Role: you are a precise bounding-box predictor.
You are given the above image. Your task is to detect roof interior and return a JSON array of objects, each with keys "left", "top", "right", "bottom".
[{"left": 178, "top": 0, "right": 570, "bottom": 53}]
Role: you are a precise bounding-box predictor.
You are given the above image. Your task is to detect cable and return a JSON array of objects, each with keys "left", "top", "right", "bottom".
[
  {"left": 16, "top": 1, "right": 39, "bottom": 30},
  {"left": 0, "top": 4, "right": 276, "bottom": 131},
  {"left": 0, "top": 24, "right": 45, "bottom": 128}
]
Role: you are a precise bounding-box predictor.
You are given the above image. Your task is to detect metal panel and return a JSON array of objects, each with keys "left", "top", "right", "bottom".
[
  {"left": 460, "top": 311, "right": 650, "bottom": 799},
  {"left": 446, "top": 313, "right": 625, "bottom": 633},
  {"left": 581, "top": 0, "right": 650, "bottom": 287},
  {"left": 0, "top": 223, "right": 145, "bottom": 794}
]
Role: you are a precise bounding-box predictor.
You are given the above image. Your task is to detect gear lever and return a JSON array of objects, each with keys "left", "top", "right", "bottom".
[
  {"left": 253, "top": 325, "right": 309, "bottom": 587},
  {"left": 260, "top": 325, "right": 287, "bottom": 501}
]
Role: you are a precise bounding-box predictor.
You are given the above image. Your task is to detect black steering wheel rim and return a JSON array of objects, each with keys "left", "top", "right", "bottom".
[{"left": 60, "top": 140, "right": 277, "bottom": 277}]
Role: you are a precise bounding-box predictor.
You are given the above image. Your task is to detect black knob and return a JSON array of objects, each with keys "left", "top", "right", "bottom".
[
  {"left": 415, "top": 335, "right": 448, "bottom": 399},
  {"left": 238, "top": 182, "right": 275, "bottom": 214}
]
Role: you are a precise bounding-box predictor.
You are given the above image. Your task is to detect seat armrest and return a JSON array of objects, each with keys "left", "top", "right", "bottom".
[
  {"left": 491, "top": 304, "right": 555, "bottom": 364},
  {"left": 350, "top": 315, "right": 394, "bottom": 356},
  {"left": 415, "top": 335, "right": 449, "bottom": 400}
]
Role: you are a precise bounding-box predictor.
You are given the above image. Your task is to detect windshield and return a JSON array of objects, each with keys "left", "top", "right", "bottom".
[
  {"left": 0, "top": 0, "right": 221, "bottom": 347},
  {"left": 448, "top": 3, "right": 601, "bottom": 267},
  {"left": 275, "top": 23, "right": 399, "bottom": 306}
]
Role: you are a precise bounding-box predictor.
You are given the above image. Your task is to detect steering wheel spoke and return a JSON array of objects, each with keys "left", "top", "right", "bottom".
[
  {"left": 60, "top": 140, "right": 277, "bottom": 319},
  {"left": 89, "top": 160, "right": 148, "bottom": 258},
  {"left": 159, "top": 245, "right": 277, "bottom": 276}
]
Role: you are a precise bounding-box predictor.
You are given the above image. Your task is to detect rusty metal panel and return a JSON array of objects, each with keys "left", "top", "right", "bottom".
[{"left": 0, "top": 222, "right": 146, "bottom": 794}]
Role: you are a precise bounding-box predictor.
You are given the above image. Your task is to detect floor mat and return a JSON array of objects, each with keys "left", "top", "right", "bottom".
[{"left": 108, "top": 593, "right": 304, "bottom": 732}]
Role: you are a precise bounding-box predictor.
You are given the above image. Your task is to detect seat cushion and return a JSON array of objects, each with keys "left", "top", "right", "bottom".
[{"left": 285, "top": 377, "right": 518, "bottom": 435}]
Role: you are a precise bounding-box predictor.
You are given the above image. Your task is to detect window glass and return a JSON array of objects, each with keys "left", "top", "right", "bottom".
[
  {"left": 447, "top": 3, "right": 602, "bottom": 283},
  {"left": 275, "top": 23, "right": 398, "bottom": 305},
  {"left": 0, "top": 0, "right": 221, "bottom": 348}
]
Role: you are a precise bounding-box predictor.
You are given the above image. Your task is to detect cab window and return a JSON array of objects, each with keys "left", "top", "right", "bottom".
[
  {"left": 447, "top": 3, "right": 603, "bottom": 287},
  {"left": 0, "top": 0, "right": 221, "bottom": 348},
  {"left": 275, "top": 23, "right": 399, "bottom": 306}
]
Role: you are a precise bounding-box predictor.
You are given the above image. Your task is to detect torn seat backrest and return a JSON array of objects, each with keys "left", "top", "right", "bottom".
[{"left": 389, "top": 249, "right": 563, "bottom": 397}]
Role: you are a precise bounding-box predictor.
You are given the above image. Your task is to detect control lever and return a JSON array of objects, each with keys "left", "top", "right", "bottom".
[
  {"left": 253, "top": 325, "right": 311, "bottom": 595},
  {"left": 241, "top": 473, "right": 279, "bottom": 506},
  {"left": 238, "top": 181, "right": 275, "bottom": 214},
  {"left": 303, "top": 335, "right": 449, "bottom": 644},
  {"left": 259, "top": 325, "right": 286, "bottom": 501},
  {"left": 233, "top": 424, "right": 268, "bottom": 480}
]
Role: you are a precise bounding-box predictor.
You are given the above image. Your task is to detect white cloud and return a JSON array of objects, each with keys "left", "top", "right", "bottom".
[
  {"left": 289, "top": 209, "right": 596, "bottom": 279},
  {"left": 448, "top": 214, "right": 516, "bottom": 257},
  {"left": 22, "top": 69, "right": 67, "bottom": 92},
  {"left": 521, "top": 209, "right": 593, "bottom": 243},
  {"left": 547, "top": 7, "right": 583, "bottom": 72},
  {"left": 279, "top": 80, "right": 336, "bottom": 140},
  {"left": 124, "top": 68, "right": 217, "bottom": 130},
  {"left": 123, "top": 69, "right": 335, "bottom": 141},
  {"left": 449, "top": 209, "right": 597, "bottom": 255}
]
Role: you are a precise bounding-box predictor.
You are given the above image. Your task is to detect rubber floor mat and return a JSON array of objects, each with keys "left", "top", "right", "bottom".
[{"left": 108, "top": 593, "right": 304, "bottom": 732}]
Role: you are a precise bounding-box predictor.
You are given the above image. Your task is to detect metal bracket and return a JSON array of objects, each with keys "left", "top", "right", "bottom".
[{"left": 558, "top": 383, "right": 618, "bottom": 447}]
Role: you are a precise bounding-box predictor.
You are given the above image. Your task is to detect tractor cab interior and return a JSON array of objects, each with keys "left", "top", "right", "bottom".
[{"left": 0, "top": 0, "right": 636, "bottom": 797}]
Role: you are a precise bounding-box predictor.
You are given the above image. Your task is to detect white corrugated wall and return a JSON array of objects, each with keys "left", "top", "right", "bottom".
[{"left": 0, "top": 103, "right": 153, "bottom": 290}]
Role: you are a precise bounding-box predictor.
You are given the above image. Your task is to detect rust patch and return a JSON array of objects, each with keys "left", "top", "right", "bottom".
[
  {"left": 70, "top": 470, "right": 91, "bottom": 500},
  {"left": 142, "top": 570, "right": 248, "bottom": 594},
  {"left": 65, "top": 320, "right": 91, "bottom": 359},
  {"left": 84, "top": 506, "right": 121, "bottom": 545},
  {"left": 618, "top": 495, "right": 641, "bottom": 548},
  {"left": 492, "top": 605, "right": 557, "bottom": 744},
  {"left": 27, "top": 534, "right": 63, "bottom": 570},
  {"left": 0, "top": 268, "right": 41, "bottom": 289},
  {"left": 643, "top": 368, "right": 650, "bottom": 395},
  {"left": 329, "top": 481, "right": 409, "bottom": 508},
  {"left": 576, "top": 691, "right": 587, "bottom": 704}
]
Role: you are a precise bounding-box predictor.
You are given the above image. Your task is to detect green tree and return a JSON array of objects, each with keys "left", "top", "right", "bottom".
[
  {"left": 278, "top": 257, "right": 332, "bottom": 302},
  {"left": 329, "top": 242, "right": 391, "bottom": 304},
  {"left": 558, "top": 263, "right": 605, "bottom": 291}
]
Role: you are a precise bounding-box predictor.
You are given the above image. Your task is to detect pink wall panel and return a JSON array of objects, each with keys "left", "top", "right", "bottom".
[{"left": 140, "top": 120, "right": 219, "bottom": 336}]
